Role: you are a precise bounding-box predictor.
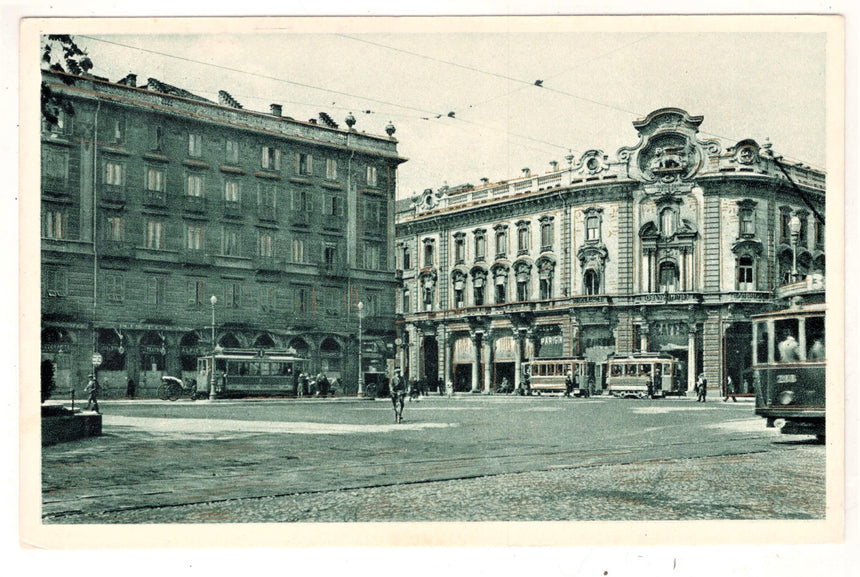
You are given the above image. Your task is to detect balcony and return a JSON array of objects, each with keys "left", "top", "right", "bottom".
[
  {"left": 183, "top": 195, "right": 207, "bottom": 213},
  {"left": 320, "top": 261, "right": 348, "bottom": 278},
  {"left": 290, "top": 213, "right": 311, "bottom": 227},
  {"left": 143, "top": 190, "right": 167, "bottom": 207},
  {"left": 99, "top": 240, "right": 134, "bottom": 259},
  {"left": 223, "top": 200, "right": 244, "bottom": 218},
  {"left": 255, "top": 256, "right": 281, "bottom": 272},
  {"left": 100, "top": 186, "right": 126, "bottom": 207},
  {"left": 257, "top": 205, "right": 278, "bottom": 222},
  {"left": 181, "top": 249, "right": 213, "bottom": 266}
]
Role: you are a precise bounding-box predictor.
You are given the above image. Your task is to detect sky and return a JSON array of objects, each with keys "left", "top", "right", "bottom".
[{"left": 42, "top": 18, "right": 830, "bottom": 200}]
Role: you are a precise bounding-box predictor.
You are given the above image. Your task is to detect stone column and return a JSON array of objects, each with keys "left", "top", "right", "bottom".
[
  {"left": 482, "top": 330, "right": 493, "bottom": 394},
  {"left": 437, "top": 325, "right": 447, "bottom": 389},
  {"left": 470, "top": 330, "right": 481, "bottom": 393},
  {"left": 513, "top": 330, "right": 524, "bottom": 390},
  {"left": 687, "top": 326, "right": 697, "bottom": 393},
  {"left": 640, "top": 323, "right": 650, "bottom": 354}
]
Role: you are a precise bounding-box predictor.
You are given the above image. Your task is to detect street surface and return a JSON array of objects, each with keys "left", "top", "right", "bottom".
[{"left": 41, "top": 394, "right": 825, "bottom": 523}]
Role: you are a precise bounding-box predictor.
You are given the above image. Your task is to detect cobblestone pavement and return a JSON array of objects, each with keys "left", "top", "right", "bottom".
[{"left": 41, "top": 395, "right": 826, "bottom": 524}]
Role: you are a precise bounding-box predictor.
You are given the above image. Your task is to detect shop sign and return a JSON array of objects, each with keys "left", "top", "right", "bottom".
[{"left": 42, "top": 343, "right": 71, "bottom": 354}]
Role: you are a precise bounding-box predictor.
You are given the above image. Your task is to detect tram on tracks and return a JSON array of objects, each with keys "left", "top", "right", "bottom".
[
  {"left": 749, "top": 276, "right": 826, "bottom": 439},
  {"left": 604, "top": 353, "right": 677, "bottom": 398},
  {"left": 523, "top": 358, "right": 591, "bottom": 395},
  {"left": 196, "top": 348, "right": 307, "bottom": 398}
]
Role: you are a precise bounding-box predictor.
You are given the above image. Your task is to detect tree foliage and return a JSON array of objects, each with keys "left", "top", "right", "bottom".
[{"left": 41, "top": 35, "right": 92, "bottom": 126}]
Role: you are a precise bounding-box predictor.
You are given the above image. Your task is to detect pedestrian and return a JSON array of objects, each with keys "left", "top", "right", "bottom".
[
  {"left": 298, "top": 372, "right": 308, "bottom": 397},
  {"left": 126, "top": 377, "right": 135, "bottom": 399},
  {"left": 84, "top": 374, "right": 100, "bottom": 413},
  {"left": 563, "top": 372, "right": 573, "bottom": 398},
  {"left": 723, "top": 374, "right": 737, "bottom": 402},
  {"left": 646, "top": 375, "right": 654, "bottom": 399},
  {"left": 317, "top": 373, "right": 329, "bottom": 397},
  {"left": 499, "top": 376, "right": 511, "bottom": 394},
  {"left": 445, "top": 378, "right": 454, "bottom": 398},
  {"left": 587, "top": 377, "right": 595, "bottom": 398},
  {"left": 696, "top": 373, "right": 707, "bottom": 403},
  {"left": 391, "top": 370, "right": 406, "bottom": 423}
]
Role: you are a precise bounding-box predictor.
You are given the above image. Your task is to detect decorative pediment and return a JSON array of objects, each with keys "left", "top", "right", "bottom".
[
  {"left": 731, "top": 237, "right": 763, "bottom": 256},
  {"left": 727, "top": 139, "right": 762, "bottom": 165},
  {"left": 577, "top": 243, "right": 609, "bottom": 269}
]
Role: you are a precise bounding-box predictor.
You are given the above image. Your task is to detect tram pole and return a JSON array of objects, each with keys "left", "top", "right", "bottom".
[{"left": 209, "top": 295, "right": 217, "bottom": 400}]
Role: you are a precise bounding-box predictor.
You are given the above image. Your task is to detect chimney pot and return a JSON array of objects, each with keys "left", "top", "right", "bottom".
[{"left": 270, "top": 104, "right": 282, "bottom": 117}]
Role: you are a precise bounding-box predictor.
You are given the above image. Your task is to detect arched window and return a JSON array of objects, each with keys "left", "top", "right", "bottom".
[
  {"left": 584, "top": 269, "right": 600, "bottom": 295},
  {"left": 472, "top": 269, "right": 486, "bottom": 306},
  {"left": 659, "top": 261, "right": 678, "bottom": 292},
  {"left": 737, "top": 256, "right": 755, "bottom": 291}
]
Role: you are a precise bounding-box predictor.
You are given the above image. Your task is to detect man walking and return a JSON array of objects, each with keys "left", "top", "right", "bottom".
[
  {"left": 84, "top": 374, "right": 100, "bottom": 413},
  {"left": 696, "top": 373, "right": 707, "bottom": 403},
  {"left": 723, "top": 375, "right": 737, "bottom": 402},
  {"left": 563, "top": 372, "right": 573, "bottom": 398}
]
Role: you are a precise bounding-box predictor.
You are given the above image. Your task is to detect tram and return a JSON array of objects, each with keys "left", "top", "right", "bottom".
[
  {"left": 749, "top": 277, "right": 826, "bottom": 439},
  {"left": 196, "top": 348, "right": 306, "bottom": 398},
  {"left": 605, "top": 353, "right": 676, "bottom": 398},
  {"left": 522, "top": 358, "right": 591, "bottom": 395}
]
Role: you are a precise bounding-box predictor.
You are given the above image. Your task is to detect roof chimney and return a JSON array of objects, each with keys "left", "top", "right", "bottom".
[
  {"left": 480, "top": 178, "right": 489, "bottom": 186},
  {"left": 117, "top": 73, "right": 137, "bottom": 87},
  {"left": 549, "top": 160, "right": 559, "bottom": 171},
  {"left": 522, "top": 167, "right": 531, "bottom": 177},
  {"left": 270, "top": 104, "right": 282, "bottom": 117}
]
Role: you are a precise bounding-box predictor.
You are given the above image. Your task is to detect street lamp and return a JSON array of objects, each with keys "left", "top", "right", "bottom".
[
  {"left": 789, "top": 213, "right": 802, "bottom": 281},
  {"left": 209, "top": 295, "right": 217, "bottom": 400},
  {"left": 357, "top": 301, "right": 364, "bottom": 397}
]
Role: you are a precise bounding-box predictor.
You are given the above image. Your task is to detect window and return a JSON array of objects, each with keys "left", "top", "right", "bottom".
[
  {"left": 540, "top": 220, "right": 553, "bottom": 250},
  {"left": 740, "top": 207, "right": 755, "bottom": 236},
  {"left": 262, "top": 146, "right": 281, "bottom": 170},
  {"left": 146, "top": 167, "right": 166, "bottom": 192},
  {"left": 402, "top": 247, "right": 411, "bottom": 270},
  {"left": 186, "top": 223, "right": 205, "bottom": 250},
  {"left": 539, "top": 276, "right": 552, "bottom": 299},
  {"left": 423, "top": 241, "right": 435, "bottom": 267},
  {"left": 187, "top": 279, "right": 205, "bottom": 306},
  {"left": 44, "top": 108, "right": 72, "bottom": 136},
  {"left": 292, "top": 238, "right": 305, "bottom": 263},
  {"left": 106, "top": 216, "right": 124, "bottom": 241},
  {"left": 326, "top": 195, "right": 343, "bottom": 217},
  {"left": 224, "top": 180, "right": 241, "bottom": 203},
  {"left": 186, "top": 173, "right": 205, "bottom": 197},
  {"left": 225, "top": 282, "right": 243, "bottom": 308},
  {"left": 188, "top": 133, "right": 202, "bottom": 157},
  {"left": 260, "top": 285, "right": 277, "bottom": 311},
  {"left": 257, "top": 183, "right": 277, "bottom": 211},
  {"left": 323, "top": 244, "right": 337, "bottom": 265},
  {"left": 152, "top": 126, "right": 164, "bottom": 151},
  {"left": 454, "top": 286, "right": 465, "bottom": 308},
  {"left": 43, "top": 210, "right": 67, "bottom": 239},
  {"left": 104, "top": 161, "right": 125, "bottom": 186},
  {"left": 495, "top": 275, "right": 507, "bottom": 304},
  {"left": 44, "top": 267, "right": 66, "bottom": 296},
  {"left": 222, "top": 227, "right": 240, "bottom": 256},
  {"left": 780, "top": 209, "right": 792, "bottom": 243},
  {"left": 454, "top": 234, "right": 466, "bottom": 264},
  {"left": 516, "top": 278, "right": 529, "bottom": 301},
  {"left": 366, "top": 165, "right": 378, "bottom": 186},
  {"left": 475, "top": 230, "right": 486, "bottom": 261},
  {"left": 43, "top": 149, "right": 68, "bottom": 185},
  {"left": 145, "top": 220, "right": 165, "bottom": 249},
  {"left": 815, "top": 220, "right": 825, "bottom": 246},
  {"left": 326, "top": 158, "right": 338, "bottom": 180},
  {"left": 146, "top": 276, "right": 166, "bottom": 306},
  {"left": 495, "top": 229, "right": 507, "bottom": 258},
  {"left": 737, "top": 256, "right": 755, "bottom": 291},
  {"left": 293, "top": 189, "right": 314, "bottom": 212},
  {"left": 296, "top": 153, "right": 313, "bottom": 176},
  {"left": 258, "top": 232, "right": 274, "bottom": 257},
  {"left": 586, "top": 216, "right": 600, "bottom": 241},
  {"left": 660, "top": 208, "right": 675, "bottom": 237},
  {"left": 517, "top": 225, "right": 530, "bottom": 255},
  {"left": 658, "top": 261, "right": 678, "bottom": 292},
  {"left": 112, "top": 118, "right": 125, "bottom": 144},
  {"left": 402, "top": 288, "right": 411, "bottom": 313},
  {"left": 104, "top": 274, "right": 124, "bottom": 303},
  {"left": 474, "top": 284, "right": 485, "bottom": 306},
  {"left": 584, "top": 269, "right": 600, "bottom": 295},
  {"left": 225, "top": 139, "right": 239, "bottom": 164},
  {"left": 362, "top": 197, "right": 384, "bottom": 228},
  {"left": 295, "top": 286, "right": 310, "bottom": 312},
  {"left": 363, "top": 242, "right": 382, "bottom": 270}
]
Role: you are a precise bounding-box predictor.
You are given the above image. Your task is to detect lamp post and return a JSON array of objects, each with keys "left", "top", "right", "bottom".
[
  {"left": 789, "top": 213, "right": 802, "bottom": 282},
  {"left": 357, "top": 301, "right": 364, "bottom": 397},
  {"left": 209, "top": 295, "right": 217, "bottom": 400}
]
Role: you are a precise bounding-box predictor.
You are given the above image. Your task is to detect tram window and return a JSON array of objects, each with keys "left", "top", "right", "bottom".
[
  {"left": 640, "top": 364, "right": 651, "bottom": 375},
  {"left": 775, "top": 319, "right": 800, "bottom": 362},
  {"left": 806, "top": 316, "right": 825, "bottom": 360},
  {"left": 625, "top": 364, "right": 637, "bottom": 376},
  {"left": 260, "top": 363, "right": 271, "bottom": 376},
  {"left": 611, "top": 364, "right": 622, "bottom": 376},
  {"left": 755, "top": 323, "right": 770, "bottom": 365},
  {"left": 661, "top": 363, "right": 671, "bottom": 375}
]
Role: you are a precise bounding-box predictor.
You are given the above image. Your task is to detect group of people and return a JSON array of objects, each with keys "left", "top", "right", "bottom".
[{"left": 295, "top": 372, "right": 336, "bottom": 397}]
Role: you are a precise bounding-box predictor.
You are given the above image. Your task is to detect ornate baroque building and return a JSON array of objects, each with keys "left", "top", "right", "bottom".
[
  {"left": 40, "top": 69, "right": 405, "bottom": 396},
  {"left": 395, "top": 108, "right": 826, "bottom": 397}
]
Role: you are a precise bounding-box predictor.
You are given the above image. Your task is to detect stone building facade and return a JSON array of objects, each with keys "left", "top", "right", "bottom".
[
  {"left": 40, "top": 70, "right": 404, "bottom": 397},
  {"left": 395, "top": 108, "right": 826, "bottom": 397}
]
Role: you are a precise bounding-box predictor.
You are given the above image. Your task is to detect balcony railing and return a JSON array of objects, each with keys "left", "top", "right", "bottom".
[
  {"left": 255, "top": 256, "right": 280, "bottom": 272},
  {"left": 143, "top": 190, "right": 167, "bottom": 207},
  {"left": 181, "top": 249, "right": 213, "bottom": 266},
  {"left": 223, "top": 200, "right": 243, "bottom": 217},
  {"left": 183, "top": 195, "right": 207, "bottom": 213},
  {"left": 320, "top": 261, "right": 348, "bottom": 278},
  {"left": 99, "top": 240, "right": 134, "bottom": 259}
]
